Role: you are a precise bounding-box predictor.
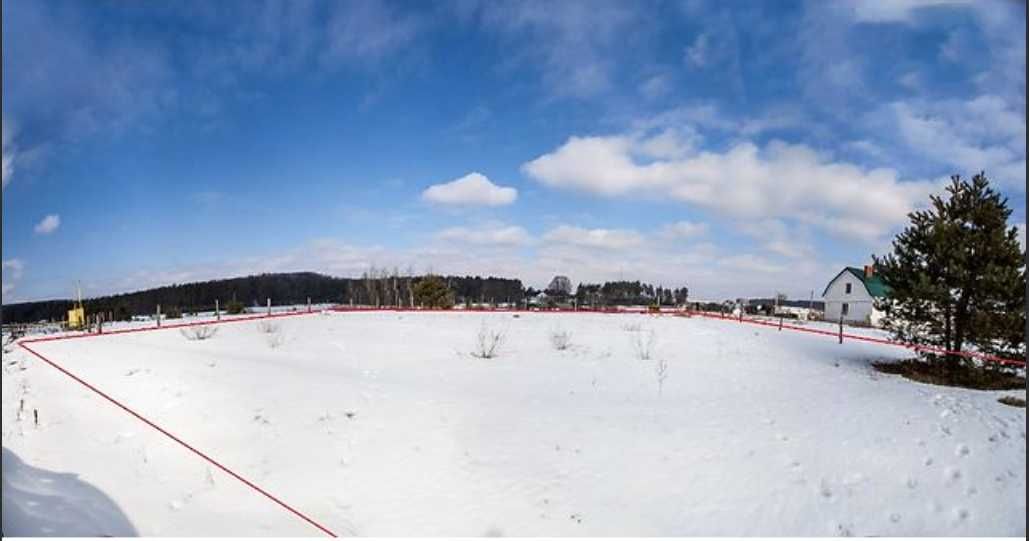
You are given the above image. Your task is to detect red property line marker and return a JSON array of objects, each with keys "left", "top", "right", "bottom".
[
  {"left": 682, "top": 309, "right": 1026, "bottom": 367},
  {"left": 17, "top": 340, "right": 337, "bottom": 537},
  {"left": 325, "top": 308, "right": 1024, "bottom": 366}
]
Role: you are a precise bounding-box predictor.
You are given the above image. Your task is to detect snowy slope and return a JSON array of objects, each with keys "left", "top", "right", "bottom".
[{"left": 2, "top": 311, "right": 1025, "bottom": 536}]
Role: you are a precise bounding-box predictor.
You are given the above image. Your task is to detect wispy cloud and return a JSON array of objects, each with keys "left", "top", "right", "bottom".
[
  {"left": 436, "top": 224, "right": 532, "bottom": 246},
  {"left": 33, "top": 214, "right": 61, "bottom": 235},
  {"left": 542, "top": 225, "right": 644, "bottom": 250},
  {"left": 467, "top": 0, "right": 643, "bottom": 98}
]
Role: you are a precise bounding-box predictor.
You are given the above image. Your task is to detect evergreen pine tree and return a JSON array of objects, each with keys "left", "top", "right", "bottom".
[{"left": 873, "top": 173, "right": 1025, "bottom": 374}]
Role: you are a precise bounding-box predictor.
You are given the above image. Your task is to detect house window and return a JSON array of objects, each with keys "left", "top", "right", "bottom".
[
  {"left": 845, "top": 283, "right": 852, "bottom": 294},
  {"left": 841, "top": 303, "right": 849, "bottom": 316}
]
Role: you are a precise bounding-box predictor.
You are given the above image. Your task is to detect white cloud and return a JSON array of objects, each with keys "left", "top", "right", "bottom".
[
  {"left": 34, "top": 214, "right": 61, "bottom": 235},
  {"left": 684, "top": 34, "right": 709, "bottom": 67},
  {"left": 718, "top": 253, "right": 786, "bottom": 274},
  {"left": 848, "top": 0, "right": 975, "bottom": 23},
  {"left": 2, "top": 118, "right": 15, "bottom": 189},
  {"left": 468, "top": 1, "right": 641, "bottom": 98},
  {"left": 737, "top": 219, "right": 814, "bottom": 259},
  {"left": 888, "top": 96, "right": 1026, "bottom": 189},
  {"left": 436, "top": 225, "right": 532, "bottom": 246},
  {"left": 542, "top": 225, "right": 644, "bottom": 250},
  {"left": 2, "top": 259, "right": 25, "bottom": 280},
  {"left": 422, "top": 172, "right": 517, "bottom": 207},
  {"left": 2, "top": 259, "right": 25, "bottom": 300},
  {"left": 523, "top": 131, "right": 937, "bottom": 242},
  {"left": 846, "top": 139, "right": 886, "bottom": 159},
  {"left": 322, "top": 1, "right": 422, "bottom": 65},
  {"left": 660, "top": 221, "right": 708, "bottom": 239},
  {"left": 638, "top": 74, "right": 672, "bottom": 100},
  {"left": 898, "top": 71, "right": 922, "bottom": 91}
]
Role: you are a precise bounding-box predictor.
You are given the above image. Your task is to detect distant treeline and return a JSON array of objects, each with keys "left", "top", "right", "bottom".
[
  {"left": 1, "top": 272, "right": 692, "bottom": 324},
  {"left": 1, "top": 272, "right": 522, "bottom": 324},
  {"left": 573, "top": 281, "right": 689, "bottom": 307}
]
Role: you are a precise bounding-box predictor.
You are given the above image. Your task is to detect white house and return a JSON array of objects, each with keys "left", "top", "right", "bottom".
[{"left": 822, "top": 265, "right": 889, "bottom": 326}]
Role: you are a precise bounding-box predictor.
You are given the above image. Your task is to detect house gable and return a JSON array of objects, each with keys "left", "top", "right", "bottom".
[{"left": 822, "top": 267, "right": 889, "bottom": 299}]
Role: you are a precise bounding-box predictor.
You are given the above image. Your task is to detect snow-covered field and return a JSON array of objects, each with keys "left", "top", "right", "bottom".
[{"left": 2, "top": 311, "right": 1025, "bottom": 536}]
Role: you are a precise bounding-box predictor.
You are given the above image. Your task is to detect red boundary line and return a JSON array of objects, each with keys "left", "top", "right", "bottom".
[
  {"left": 18, "top": 311, "right": 338, "bottom": 538},
  {"left": 680, "top": 309, "right": 1025, "bottom": 367},
  {"left": 22, "top": 304, "right": 1020, "bottom": 368},
  {"left": 12, "top": 303, "right": 1022, "bottom": 534}
]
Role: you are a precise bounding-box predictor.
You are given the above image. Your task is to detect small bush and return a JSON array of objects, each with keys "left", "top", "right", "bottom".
[
  {"left": 181, "top": 325, "right": 218, "bottom": 341},
  {"left": 266, "top": 330, "right": 286, "bottom": 349},
  {"left": 472, "top": 322, "right": 505, "bottom": 359},
  {"left": 225, "top": 299, "right": 246, "bottom": 315},
  {"left": 630, "top": 328, "right": 657, "bottom": 360},
  {"left": 256, "top": 321, "right": 281, "bottom": 334},
  {"left": 655, "top": 358, "right": 669, "bottom": 395},
  {"left": 998, "top": 396, "right": 1026, "bottom": 408},
  {"left": 549, "top": 328, "right": 573, "bottom": 351}
]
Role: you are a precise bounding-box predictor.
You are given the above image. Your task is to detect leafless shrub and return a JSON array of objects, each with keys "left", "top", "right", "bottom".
[
  {"left": 256, "top": 321, "right": 281, "bottom": 334},
  {"left": 655, "top": 358, "right": 669, "bottom": 395},
  {"left": 621, "top": 322, "right": 642, "bottom": 332},
  {"left": 549, "top": 327, "right": 573, "bottom": 351},
  {"left": 630, "top": 328, "right": 657, "bottom": 360},
  {"left": 266, "top": 329, "right": 286, "bottom": 349},
  {"left": 472, "top": 322, "right": 506, "bottom": 359},
  {"left": 181, "top": 325, "right": 218, "bottom": 341}
]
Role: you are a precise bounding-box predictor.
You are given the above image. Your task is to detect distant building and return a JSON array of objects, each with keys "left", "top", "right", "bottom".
[
  {"left": 746, "top": 298, "right": 825, "bottom": 320},
  {"left": 822, "top": 265, "right": 889, "bottom": 326}
]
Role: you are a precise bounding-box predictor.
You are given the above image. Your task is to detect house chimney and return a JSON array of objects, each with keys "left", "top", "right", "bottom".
[{"left": 864, "top": 265, "right": 874, "bottom": 278}]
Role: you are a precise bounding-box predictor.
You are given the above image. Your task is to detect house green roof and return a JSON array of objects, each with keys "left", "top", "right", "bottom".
[
  {"left": 822, "top": 267, "right": 890, "bottom": 298},
  {"left": 843, "top": 266, "right": 889, "bottom": 298}
]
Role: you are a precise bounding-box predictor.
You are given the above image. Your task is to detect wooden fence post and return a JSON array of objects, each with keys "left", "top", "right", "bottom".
[
  {"left": 215, "top": 299, "right": 221, "bottom": 321},
  {"left": 778, "top": 315, "right": 783, "bottom": 331},
  {"left": 267, "top": 298, "right": 271, "bottom": 316},
  {"left": 307, "top": 297, "right": 312, "bottom": 313},
  {"left": 838, "top": 316, "right": 844, "bottom": 344},
  {"left": 156, "top": 304, "right": 162, "bottom": 328}
]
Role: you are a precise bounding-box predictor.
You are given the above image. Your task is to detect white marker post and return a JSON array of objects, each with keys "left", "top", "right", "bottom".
[
  {"left": 215, "top": 299, "right": 221, "bottom": 321},
  {"left": 156, "top": 304, "right": 162, "bottom": 328},
  {"left": 267, "top": 298, "right": 271, "bottom": 316}
]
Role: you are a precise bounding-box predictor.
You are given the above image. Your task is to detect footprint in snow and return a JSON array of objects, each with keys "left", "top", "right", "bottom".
[
  {"left": 955, "top": 444, "right": 970, "bottom": 457},
  {"left": 943, "top": 467, "right": 962, "bottom": 485}
]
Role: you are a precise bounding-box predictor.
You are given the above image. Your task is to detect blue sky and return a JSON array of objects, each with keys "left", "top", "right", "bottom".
[{"left": 2, "top": 0, "right": 1026, "bottom": 302}]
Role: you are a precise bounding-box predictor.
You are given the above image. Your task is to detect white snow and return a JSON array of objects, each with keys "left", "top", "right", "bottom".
[{"left": 2, "top": 311, "right": 1025, "bottom": 536}]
